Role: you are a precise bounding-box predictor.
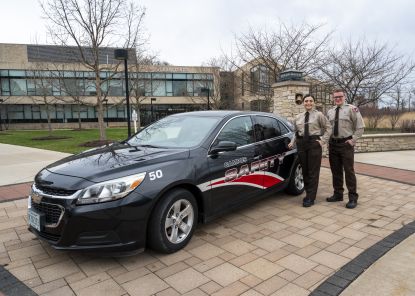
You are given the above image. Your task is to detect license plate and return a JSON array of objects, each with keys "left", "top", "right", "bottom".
[{"left": 28, "top": 209, "right": 41, "bottom": 231}]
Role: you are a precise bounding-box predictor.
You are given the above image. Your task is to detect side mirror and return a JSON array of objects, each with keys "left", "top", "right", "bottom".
[{"left": 210, "top": 141, "right": 237, "bottom": 154}]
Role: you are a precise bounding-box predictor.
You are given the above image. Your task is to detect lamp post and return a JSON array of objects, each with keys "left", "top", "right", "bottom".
[
  {"left": 150, "top": 98, "right": 156, "bottom": 123},
  {"left": 103, "top": 98, "right": 109, "bottom": 127},
  {"left": 114, "top": 49, "right": 131, "bottom": 137},
  {"left": 201, "top": 87, "right": 210, "bottom": 110}
]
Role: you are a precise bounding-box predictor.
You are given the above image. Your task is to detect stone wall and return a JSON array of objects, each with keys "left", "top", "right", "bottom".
[
  {"left": 355, "top": 133, "right": 415, "bottom": 153},
  {"left": 272, "top": 81, "right": 310, "bottom": 121}
]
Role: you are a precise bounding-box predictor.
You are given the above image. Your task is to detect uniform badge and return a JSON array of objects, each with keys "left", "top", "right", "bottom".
[{"left": 352, "top": 107, "right": 359, "bottom": 112}]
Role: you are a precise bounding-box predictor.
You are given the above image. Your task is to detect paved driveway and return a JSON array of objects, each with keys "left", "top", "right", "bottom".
[{"left": 1, "top": 169, "right": 415, "bottom": 296}]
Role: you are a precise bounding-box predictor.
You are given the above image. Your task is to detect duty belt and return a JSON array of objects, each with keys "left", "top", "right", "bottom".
[
  {"left": 330, "top": 136, "right": 352, "bottom": 143},
  {"left": 296, "top": 135, "right": 321, "bottom": 140}
]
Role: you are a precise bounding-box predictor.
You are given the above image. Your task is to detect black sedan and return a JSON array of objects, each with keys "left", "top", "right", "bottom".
[{"left": 28, "top": 111, "right": 304, "bottom": 253}]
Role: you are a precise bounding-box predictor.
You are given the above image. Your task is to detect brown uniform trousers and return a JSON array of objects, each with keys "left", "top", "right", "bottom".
[
  {"left": 297, "top": 137, "right": 322, "bottom": 201},
  {"left": 328, "top": 139, "right": 358, "bottom": 201}
]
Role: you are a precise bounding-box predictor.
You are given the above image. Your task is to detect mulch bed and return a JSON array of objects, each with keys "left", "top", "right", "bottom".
[
  {"left": 80, "top": 140, "right": 115, "bottom": 147},
  {"left": 31, "top": 136, "right": 72, "bottom": 140}
]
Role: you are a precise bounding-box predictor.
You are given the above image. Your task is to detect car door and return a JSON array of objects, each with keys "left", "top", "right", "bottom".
[
  {"left": 252, "top": 115, "right": 292, "bottom": 189},
  {"left": 206, "top": 115, "right": 263, "bottom": 215}
]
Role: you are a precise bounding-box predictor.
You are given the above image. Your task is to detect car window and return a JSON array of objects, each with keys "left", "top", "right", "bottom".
[
  {"left": 215, "top": 116, "right": 254, "bottom": 147},
  {"left": 254, "top": 116, "right": 283, "bottom": 142},
  {"left": 278, "top": 121, "right": 290, "bottom": 135}
]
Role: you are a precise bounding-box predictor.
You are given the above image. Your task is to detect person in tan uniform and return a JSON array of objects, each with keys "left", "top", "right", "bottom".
[
  {"left": 326, "top": 89, "right": 365, "bottom": 209},
  {"left": 288, "top": 94, "right": 331, "bottom": 207}
]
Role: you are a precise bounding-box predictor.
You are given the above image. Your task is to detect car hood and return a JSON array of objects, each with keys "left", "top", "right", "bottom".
[{"left": 41, "top": 143, "right": 190, "bottom": 183}]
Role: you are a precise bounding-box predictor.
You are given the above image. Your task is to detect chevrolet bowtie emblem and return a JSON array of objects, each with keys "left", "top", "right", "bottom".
[{"left": 31, "top": 193, "right": 42, "bottom": 204}]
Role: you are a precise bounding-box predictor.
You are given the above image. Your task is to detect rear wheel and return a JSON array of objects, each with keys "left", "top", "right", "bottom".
[
  {"left": 285, "top": 160, "right": 304, "bottom": 195},
  {"left": 148, "top": 188, "right": 198, "bottom": 253}
]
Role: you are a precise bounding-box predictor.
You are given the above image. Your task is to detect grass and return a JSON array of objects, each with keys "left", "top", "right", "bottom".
[{"left": 0, "top": 128, "right": 129, "bottom": 154}]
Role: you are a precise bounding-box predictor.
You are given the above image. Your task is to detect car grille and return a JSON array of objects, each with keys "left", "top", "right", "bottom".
[
  {"left": 35, "top": 184, "right": 77, "bottom": 196},
  {"left": 36, "top": 230, "right": 61, "bottom": 242},
  {"left": 31, "top": 202, "right": 64, "bottom": 225}
]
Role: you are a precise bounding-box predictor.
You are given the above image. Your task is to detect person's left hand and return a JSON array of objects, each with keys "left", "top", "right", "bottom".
[
  {"left": 346, "top": 139, "right": 355, "bottom": 146},
  {"left": 317, "top": 140, "right": 324, "bottom": 147}
]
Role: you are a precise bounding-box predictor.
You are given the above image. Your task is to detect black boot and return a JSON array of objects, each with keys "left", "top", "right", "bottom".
[
  {"left": 346, "top": 200, "right": 357, "bottom": 209},
  {"left": 326, "top": 195, "right": 343, "bottom": 202},
  {"left": 303, "top": 197, "right": 315, "bottom": 207}
]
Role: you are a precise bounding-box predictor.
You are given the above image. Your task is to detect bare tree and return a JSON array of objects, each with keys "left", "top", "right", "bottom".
[
  {"left": 385, "top": 84, "right": 407, "bottom": 130},
  {"left": 27, "top": 63, "right": 61, "bottom": 136},
  {"left": 360, "top": 105, "right": 384, "bottom": 129},
  {"left": 0, "top": 96, "right": 11, "bottom": 131},
  {"left": 319, "top": 38, "right": 415, "bottom": 107},
  {"left": 41, "top": 0, "right": 147, "bottom": 140},
  {"left": 223, "top": 22, "right": 331, "bottom": 111}
]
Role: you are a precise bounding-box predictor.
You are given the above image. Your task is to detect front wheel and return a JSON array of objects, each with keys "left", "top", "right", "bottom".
[
  {"left": 148, "top": 189, "right": 198, "bottom": 253},
  {"left": 285, "top": 160, "right": 304, "bottom": 195}
]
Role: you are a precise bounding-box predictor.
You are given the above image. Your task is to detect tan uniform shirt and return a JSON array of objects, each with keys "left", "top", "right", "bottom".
[
  {"left": 327, "top": 104, "right": 365, "bottom": 143},
  {"left": 290, "top": 109, "right": 332, "bottom": 146}
]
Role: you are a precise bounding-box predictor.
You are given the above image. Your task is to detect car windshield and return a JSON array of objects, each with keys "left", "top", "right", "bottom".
[{"left": 128, "top": 115, "right": 221, "bottom": 148}]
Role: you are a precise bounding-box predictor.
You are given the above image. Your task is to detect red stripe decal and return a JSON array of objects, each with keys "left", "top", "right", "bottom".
[{"left": 263, "top": 175, "right": 283, "bottom": 188}]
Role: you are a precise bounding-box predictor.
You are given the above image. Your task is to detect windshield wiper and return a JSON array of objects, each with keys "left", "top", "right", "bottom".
[{"left": 136, "top": 144, "right": 161, "bottom": 148}]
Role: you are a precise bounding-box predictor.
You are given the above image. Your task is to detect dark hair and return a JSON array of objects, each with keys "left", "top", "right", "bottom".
[{"left": 303, "top": 94, "right": 314, "bottom": 102}]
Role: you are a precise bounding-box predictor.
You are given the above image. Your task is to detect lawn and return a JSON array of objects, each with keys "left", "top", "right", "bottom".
[{"left": 0, "top": 128, "right": 129, "bottom": 154}]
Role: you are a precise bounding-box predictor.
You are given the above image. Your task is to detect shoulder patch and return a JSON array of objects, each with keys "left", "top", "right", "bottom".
[{"left": 352, "top": 106, "right": 359, "bottom": 112}]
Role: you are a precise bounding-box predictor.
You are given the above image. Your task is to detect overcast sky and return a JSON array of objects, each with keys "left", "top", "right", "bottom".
[{"left": 1, "top": 0, "right": 414, "bottom": 66}]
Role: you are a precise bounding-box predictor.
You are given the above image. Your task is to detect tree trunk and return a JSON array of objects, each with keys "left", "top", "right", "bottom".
[
  {"left": 45, "top": 102, "right": 52, "bottom": 136},
  {"left": 95, "top": 75, "right": 106, "bottom": 140},
  {"left": 77, "top": 104, "right": 82, "bottom": 130}
]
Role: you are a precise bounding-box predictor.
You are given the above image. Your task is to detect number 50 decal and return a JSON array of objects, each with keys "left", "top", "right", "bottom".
[{"left": 149, "top": 170, "right": 163, "bottom": 181}]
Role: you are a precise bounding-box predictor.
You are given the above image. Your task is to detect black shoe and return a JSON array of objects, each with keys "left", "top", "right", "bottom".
[
  {"left": 303, "top": 198, "right": 314, "bottom": 207},
  {"left": 326, "top": 195, "right": 343, "bottom": 202},
  {"left": 346, "top": 200, "right": 357, "bottom": 209}
]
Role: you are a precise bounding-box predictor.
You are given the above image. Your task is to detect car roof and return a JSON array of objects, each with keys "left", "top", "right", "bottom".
[{"left": 171, "top": 110, "right": 286, "bottom": 121}]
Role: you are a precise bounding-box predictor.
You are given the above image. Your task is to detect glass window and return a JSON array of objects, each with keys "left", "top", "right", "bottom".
[
  {"left": 278, "top": 121, "right": 290, "bottom": 135},
  {"left": 84, "top": 80, "right": 97, "bottom": 96},
  {"left": 23, "top": 105, "right": 32, "bottom": 120},
  {"left": 173, "top": 80, "right": 186, "bottom": 96},
  {"left": 253, "top": 116, "right": 282, "bottom": 142},
  {"left": 27, "top": 79, "right": 36, "bottom": 95},
  {"left": 1, "top": 79, "right": 10, "bottom": 95},
  {"left": 10, "top": 79, "right": 27, "bottom": 95},
  {"left": 215, "top": 116, "right": 254, "bottom": 147},
  {"left": 9, "top": 105, "right": 24, "bottom": 119},
  {"left": 108, "top": 79, "right": 123, "bottom": 96},
  {"left": 173, "top": 73, "right": 186, "bottom": 79},
  {"left": 152, "top": 73, "right": 165, "bottom": 79},
  {"left": 9, "top": 70, "right": 25, "bottom": 77},
  {"left": 152, "top": 80, "right": 166, "bottom": 96},
  {"left": 64, "top": 105, "right": 73, "bottom": 119},
  {"left": 166, "top": 73, "right": 172, "bottom": 79},
  {"left": 128, "top": 115, "right": 220, "bottom": 148},
  {"left": 186, "top": 80, "right": 193, "bottom": 95},
  {"left": 186, "top": 74, "right": 193, "bottom": 79},
  {"left": 0, "top": 70, "right": 8, "bottom": 76},
  {"left": 32, "top": 105, "right": 41, "bottom": 119}
]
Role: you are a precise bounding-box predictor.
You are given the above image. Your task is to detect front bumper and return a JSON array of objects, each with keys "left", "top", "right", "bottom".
[{"left": 28, "top": 191, "right": 153, "bottom": 252}]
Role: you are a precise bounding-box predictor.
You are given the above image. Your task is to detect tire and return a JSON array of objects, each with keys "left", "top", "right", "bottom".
[
  {"left": 285, "top": 160, "right": 305, "bottom": 195},
  {"left": 148, "top": 188, "right": 198, "bottom": 253}
]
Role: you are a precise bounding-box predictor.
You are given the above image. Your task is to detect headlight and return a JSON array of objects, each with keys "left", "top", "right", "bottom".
[{"left": 76, "top": 173, "right": 146, "bottom": 205}]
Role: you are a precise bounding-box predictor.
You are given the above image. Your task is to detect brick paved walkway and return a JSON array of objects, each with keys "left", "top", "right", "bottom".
[{"left": 0, "top": 168, "right": 414, "bottom": 295}]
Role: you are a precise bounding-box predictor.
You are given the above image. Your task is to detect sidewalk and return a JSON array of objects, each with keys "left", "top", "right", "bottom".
[
  {"left": 0, "top": 145, "right": 414, "bottom": 296},
  {"left": 0, "top": 143, "right": 70, "bottom": 186}
]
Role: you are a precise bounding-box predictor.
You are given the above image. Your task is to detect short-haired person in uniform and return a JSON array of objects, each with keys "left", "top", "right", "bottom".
[
  {"left": 288, "top": 94, "right": 331, "bottom": 207},
  {"left": 326, "top": 89, "right": 365, "bottom": 209}
]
